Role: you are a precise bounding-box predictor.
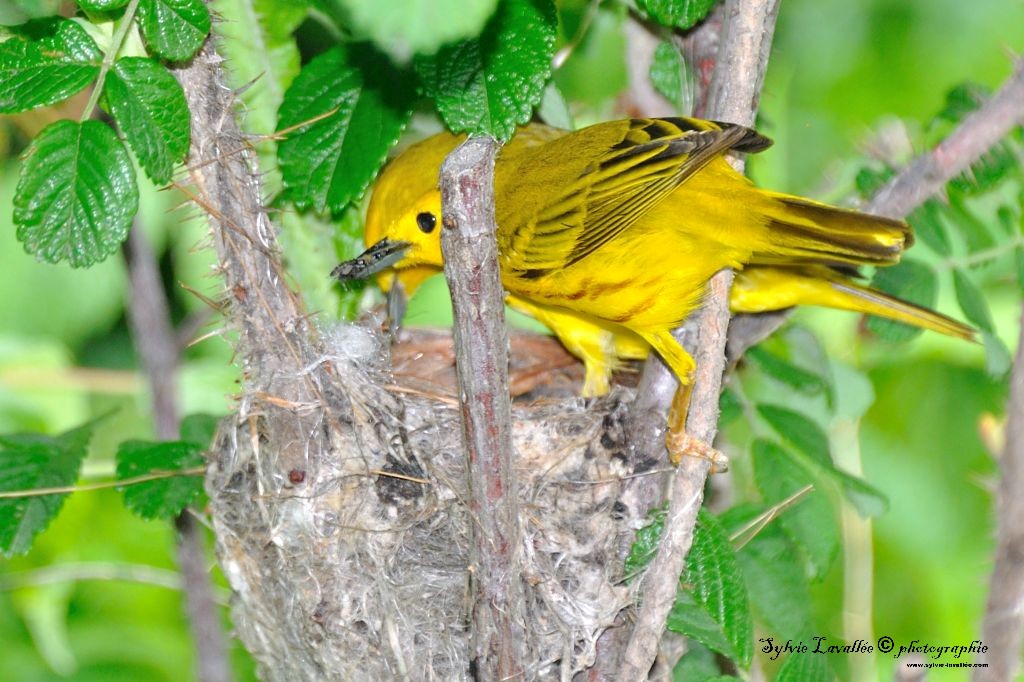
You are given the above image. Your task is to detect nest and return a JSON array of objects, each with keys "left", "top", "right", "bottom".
[{"left": 206, "top": 323, "right": 666, "bottom": 680}]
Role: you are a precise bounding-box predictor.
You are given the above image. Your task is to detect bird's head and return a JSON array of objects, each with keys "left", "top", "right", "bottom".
[{"left": 331, "top": 131, "right": 461, "bottom": 293}]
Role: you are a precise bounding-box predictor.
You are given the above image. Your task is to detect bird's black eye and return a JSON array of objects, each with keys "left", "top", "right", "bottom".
[{"left": 416, "top": 212, "right": 437, "bottom": 234}]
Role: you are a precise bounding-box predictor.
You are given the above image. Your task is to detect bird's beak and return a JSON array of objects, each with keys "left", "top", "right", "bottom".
[{"left": 331, "top": 238, "right": 412, "bottom": 281}]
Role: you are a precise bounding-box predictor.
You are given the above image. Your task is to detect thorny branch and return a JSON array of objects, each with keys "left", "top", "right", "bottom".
[
  {"left": 123, "top": 227, "right": 231, "bottom": 682},
  {"left": 439, "top": 137, "right": 525, "bottom": 678},
  {"left": 618, "top": 1, "right": 781, "bottom": 678},
  {"left": 172, "top": 39, "right": 330, "bottom": 464},
  {"left": 868, "top": 59, "right": 1024, "bottom": 217},
  {"left": 977, "top": 301, "right": 1024, "bottom": 680},
  {"left": 171, "top": 35, "right": 345, "bottom": 680}
]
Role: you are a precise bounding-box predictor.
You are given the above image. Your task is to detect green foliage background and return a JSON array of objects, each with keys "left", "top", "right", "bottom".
[{"left": 0, "top": 0, "right": 1021, "bottom": 679}]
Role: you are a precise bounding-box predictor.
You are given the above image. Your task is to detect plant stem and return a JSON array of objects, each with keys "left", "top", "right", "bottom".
[
  {"left": 618, "top": 1, "right": 781, "bottom": 677},
  {"left": 976, "top": 299, "right": 1024, "bottom": 681},
  {"left": 80, "top": 0, "right": 141, "bottom": 121},
  {"left": 439, "top": 136, "right": 525, "bottom": 679},
  {"left": 124, "top": 226, "right": 232, "bottom": 682},
  {"left": 0, "top": 467, "right": 205, "bottom": 499}
]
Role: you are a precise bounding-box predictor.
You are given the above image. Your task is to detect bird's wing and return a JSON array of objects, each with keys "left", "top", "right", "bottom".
[{"left": 503, "top": 117, "right": 772, "bottom": 278}]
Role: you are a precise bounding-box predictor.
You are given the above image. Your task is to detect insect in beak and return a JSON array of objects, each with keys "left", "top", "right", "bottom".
[{"left": 331, "top": 238, "right": 412, "bottom": 281}]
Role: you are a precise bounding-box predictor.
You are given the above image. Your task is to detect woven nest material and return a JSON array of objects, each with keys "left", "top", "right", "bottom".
[{"left": 206, "top": 323, "right": 666, "bottom": 680}]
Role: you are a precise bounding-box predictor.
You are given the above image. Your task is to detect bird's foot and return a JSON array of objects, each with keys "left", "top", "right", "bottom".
[{"left": 665, "top": 431, "right": 729, "bottom": 473}]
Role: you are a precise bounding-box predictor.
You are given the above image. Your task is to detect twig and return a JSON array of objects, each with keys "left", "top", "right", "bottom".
[
  {"left": 0, "top": 366, "right": 140, "bottom": 394},
  {"left": 834, "top": 418, "right": 875, "bottom": 682},
  {"left": 868, "top": 59, "right": 1024, "bottom": 218},
  {"left": 124, "top": 226, "right": 232, "bottom": 682},
  {"left": 0, "top": 561, "right": 183, "bottom": 591},
  {"left": 125, "top": 227, "right": 180, "bottom": 439},
  {"left": 618, "top": 1, "right": 780, "bottom": 678},
  {"left": 172, "top": 42, "right": 319, "bottom": 404},
  {"left": 976, "top": 300, "right": 1024, "bottom": 681},
  {"left": 729, "top": 483, "right": 813, "bottom": 550},
  {"left": 439, "top": 137, "right": 524, "bottom": 678},
  {"left": 0, "top": 467, "right": 205, "bottom": 499}
]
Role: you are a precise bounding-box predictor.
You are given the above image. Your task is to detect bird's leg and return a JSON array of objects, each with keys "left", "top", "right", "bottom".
[
  {"left": 385, "top": 283, "right": 408, "bottom": 343},
  {"left": 664, "top": 383, "right": 729, "bottom": 473},
  {"left": 643, "top": 331, "right": 729, "bottom": 472}
]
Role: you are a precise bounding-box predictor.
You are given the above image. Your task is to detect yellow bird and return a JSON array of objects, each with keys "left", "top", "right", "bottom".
[{"left": 334, "top": 118, "right": 973, "bottom": 399}]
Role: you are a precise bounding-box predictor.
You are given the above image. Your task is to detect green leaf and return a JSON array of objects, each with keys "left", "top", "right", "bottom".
[
  {"left": 947, "top": 189, "right": 997, "bottom": 253},
  {"left": 936, "top": 82, "right": 987, "bottom": 123},
  {"left": 1015, "top": 245, "right": 1024, "bottom": 293},
  {"left": 908, "top": 200, "right": 951, "bottom": 256},
  {"left": 854, "top": 165, "right": 894, "bottom": 199},
  {"left": 537, "top": 81, "right": 573, "bottom": 130},
  {"left": 278, "top": 44, "right": 414, "bottom": 214},
  {"left": 867, "top": 259, "right": 937, "bottom": 342},
  {"left": 649, "top": 40, "right": 684, "bottom": 110},
  {"left": 104, "top": 57, "right": 190, "bottom": 184},
  {"left": 997, "top": 205, "right": 1018, "bottom": 237},
  {"left": 14, "top": 119, "right": 138, "bottom": 267},
  {"left": 718, "top": 389, "right": 742, "bottom": 426},
  {"left": 636, "top": 0, "right": 717, "bottom": 29},
  {"left": 625, "top": 506, "right": 665, "bottom": 576},
  {"left": 833, "top": 469, "right": 888, "bottom": 518},
  {"left": 116, "top": 440, "right": 205, "bottom": 520},
  {"left": 756, "top": 399, "right": 887, "bottom": 518},
  {"left": 675, "top": 509, "right": 753, "bottom": 666},
  {"left": 333, "top": 0, "right": 498, "bottom": 63},
  {"left": 672, "top": 643, "right": 725, "bottom": 682},
  {"left": 667, "top": 590, "right": 735, "bottom": 660},
  {"left": 0, "top": 422, "right": 94, "bottom": 557},
  {"left": 746, "top": 345, "right": 828, "bottom": 396},
  {"left": 77, "top": 0, "right": 129, "bottom": 11},
  {"left": 754, "top": 327, "right": 834, "bottom": 403},
  {"left": 0, "top": 17, "right": 101, "bottom": 113},
  {"left": 136, "top": 0, "right": 211, "bottom": 62},
  {"left": 180, "top": 413, "right": 221, "bottom": 449},
  {"left": 830, "top": 358, "right": 875, "bottom": 420},
  {"left": 753, "top": 439, "right": 838, "bottom": 580},
  {"left": 415, "top": 0, "right": 557, "bottom": 141},
  {"left": 950, "top": 140, "right": 1020, "bottom": 195},
  {"left": 755, "top": 404, "right": 830, "bottom": 467},
  {"left": 952, "top": 267, "right": 994, "bottom": 333},
  {"left": 936, "top": 85, "right": 1021, "bottom": 194},
  {"left": 982, "top": 331, "right": 1012, "bottom": 378},
  {"left": 775, "top": 650, "right": 830, "bottom": 681}
]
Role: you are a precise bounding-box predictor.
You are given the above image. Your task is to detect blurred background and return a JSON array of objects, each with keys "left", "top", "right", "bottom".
[{"left": 0, "top": 0, "right": 1021, "bottom": 679}]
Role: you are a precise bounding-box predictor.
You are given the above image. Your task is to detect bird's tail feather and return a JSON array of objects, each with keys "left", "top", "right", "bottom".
[
  {"left": 754, "top": 193, "right": 913, "bottom": 267},
  {"left": 732, "top": 265, "right": 975, "bottom": 341}
]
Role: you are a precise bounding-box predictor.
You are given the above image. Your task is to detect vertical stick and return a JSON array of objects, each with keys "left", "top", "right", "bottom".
[
  {"left": 124, "top": 227, "right": 232, "bottom": 682},
  {"left": 439, "top": 137, "right": 524, "bottom": 678},
  {"left": 976, "top": 302, "right": 1024, "bottom": 681},
  {"left": 618, "top": 1, "right": 780, "bottom": 677}
]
